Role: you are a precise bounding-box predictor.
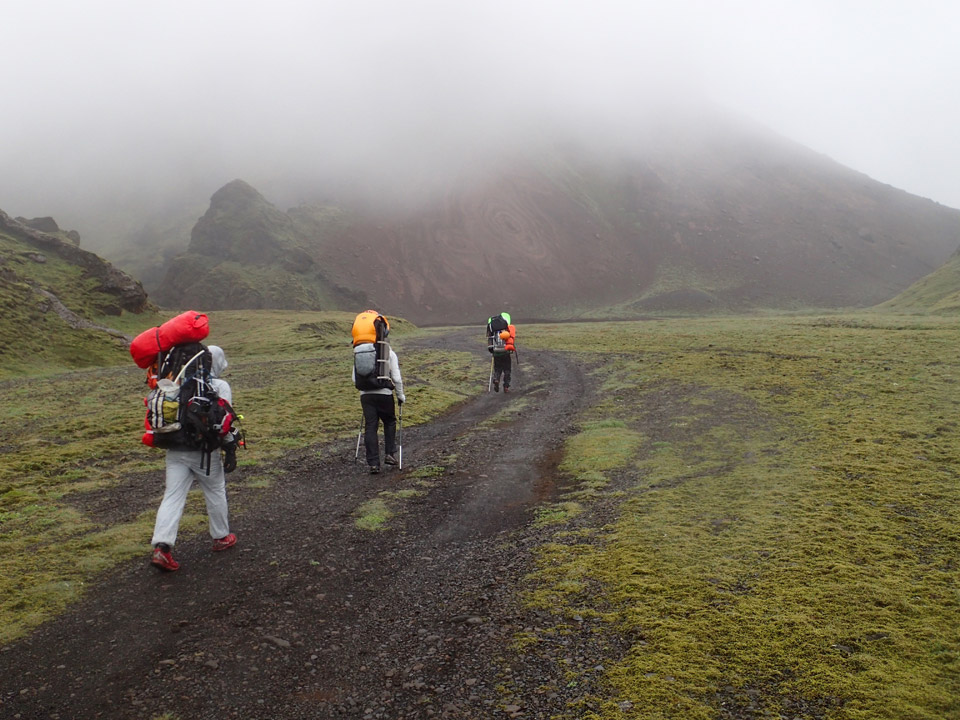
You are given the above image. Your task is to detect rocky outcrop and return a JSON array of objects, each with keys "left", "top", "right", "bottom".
[
  {"left": 188, "top": 179, "right": 298, "bottom": 264},
  {"left": 17, "top": 216, "right": 60, "bottom": 234},
  {"left": 151, "top": 180, "right": 352, "bottom": 310},
  {"left": 0, "top": 210, "right": 152, "bottom": 314}
]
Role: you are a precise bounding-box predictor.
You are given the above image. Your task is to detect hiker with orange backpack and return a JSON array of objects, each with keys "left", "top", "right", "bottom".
[
  {"left": 352, "top": 311, "right": 406, "bottom": 474},
  {"left": 486, "top": 312, "right": 516, "bottom": 393}
]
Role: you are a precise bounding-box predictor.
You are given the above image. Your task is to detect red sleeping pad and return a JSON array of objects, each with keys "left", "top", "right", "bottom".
[{"left": 129, "top": 311, "right": 210, "bottom": 368}]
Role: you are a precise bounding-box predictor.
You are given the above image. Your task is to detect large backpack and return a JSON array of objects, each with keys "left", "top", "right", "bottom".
[
  {"left": 142, "top": 342, "right": 242, "bottom": 473},
  {"left": 353, "top": 311, "right": 394, "bottom": 391},
  {"left": 487, "top": 315, "right": 509, "bottom": 355}
]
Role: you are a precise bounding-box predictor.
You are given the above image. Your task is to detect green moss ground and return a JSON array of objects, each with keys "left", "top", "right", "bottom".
[{"left": 520, "top": 314, "right": 960, "bottom": 719}]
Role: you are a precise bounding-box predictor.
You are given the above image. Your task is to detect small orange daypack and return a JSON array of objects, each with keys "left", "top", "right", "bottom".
[
  {"left": 352, "top": 311, "right": 393, "bottom": 391},
  {"left": 352, "top": 310, "right": 389, "bottom": 346}
]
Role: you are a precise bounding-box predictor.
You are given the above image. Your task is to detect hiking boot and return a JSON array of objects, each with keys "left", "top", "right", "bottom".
[
  {"left": 212, "top": 533, "right": 237, "bottom": 552},
  {"left": 493, "top": 380, "right": 499, "bottom": 392},
  {"left": 151, "top": 545, "right": 180, "bottom": 572},
  {"left": 384, "top": 454, "right": 398, "bottom": 466},
  {"left": 369, "top": 465, "right": 381, "bottom": 474},
  {"left": 503, "top": 386, "right": 510, "bottom": 393}
]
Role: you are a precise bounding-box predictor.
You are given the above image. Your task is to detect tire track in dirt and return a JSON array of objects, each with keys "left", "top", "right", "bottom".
[{"left": 0, "top": 327, "right": 591, "bottom": 719}]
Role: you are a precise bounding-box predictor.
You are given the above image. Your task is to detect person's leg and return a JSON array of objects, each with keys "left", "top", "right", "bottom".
[
  {"left": 151, "top": 450, "right": 195, "bottom": 548},
  {"left": 196, "top": 452, "right": 230, "bottom": 541},
  {"left": 494, "top": 354, "right": 510, "bottom": 390},
  {"left": 361, "top": 394, "right": 381, "bottom": 467},
  {"left": 377, "top": 394, "right": 398, "bottom": 456}
]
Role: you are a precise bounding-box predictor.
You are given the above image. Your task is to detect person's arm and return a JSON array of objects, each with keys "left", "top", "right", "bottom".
[
  {"left": 212, "top": 378, "right": 233, "bottom": 405},
  {"left": 212, "top": 379, "right": 238, "bottom": 471},
  {"left": 390, "top": 350, "right": 405, "bottom": 403}
]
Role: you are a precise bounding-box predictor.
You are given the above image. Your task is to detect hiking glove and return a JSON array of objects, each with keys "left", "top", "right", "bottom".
[{"left": 223, "top": 446, "right": 237, "bottom": 473}]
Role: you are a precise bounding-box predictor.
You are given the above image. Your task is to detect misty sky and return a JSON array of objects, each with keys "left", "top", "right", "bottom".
[{"left": 3, "top": 0, "right": 960, "bottom": 238}]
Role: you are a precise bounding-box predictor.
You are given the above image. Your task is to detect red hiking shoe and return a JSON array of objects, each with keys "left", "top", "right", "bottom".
[
  {"left": 151, "top": 545, "right": 180, "bottom": 572},
  {"left": 212, "top": 533, "right": 237, "bottom": 552}
]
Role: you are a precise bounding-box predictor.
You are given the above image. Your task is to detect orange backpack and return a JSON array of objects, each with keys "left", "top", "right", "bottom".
[
  {"left": 352, "top": 311, "right": 394, "bottom": 391},
  {"left": 352, "top": 310, "right": 389, "bottom": 346}
]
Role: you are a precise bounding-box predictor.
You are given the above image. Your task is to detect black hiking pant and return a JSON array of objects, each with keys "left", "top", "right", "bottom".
[
  {"left": 493, "top": 353, "right": 512, "bottom": 388},
  {"left": 361, "top": 393, "right": 397, "bottom": 467}
]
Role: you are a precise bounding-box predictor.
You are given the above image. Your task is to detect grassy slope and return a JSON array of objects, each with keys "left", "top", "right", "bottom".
[
  {"left": 0, "top": 310, "right": 476, "bottom": 643},
  {"left": 2, "top": 311, "right": 958, "bottom": 719},
  {"left": 521, "top": 314, "right": 959, "bottom": 720},
  {"left": 879, "top": 251, "right": 960, "bottom": 313},
  {"left": 0, "top": 229, "right": 143, "bottom": 378}
]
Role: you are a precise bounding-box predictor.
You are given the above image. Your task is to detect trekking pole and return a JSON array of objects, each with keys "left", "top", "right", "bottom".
[
  {"left": 488, "top": 356, "right": 494, "bottom": 392},
  {"left": 513, "top": 349, "right": 520, "bottom": 367},
  {"left": 397, "top": 402, "right": 403, "bottom": 470},
  {"left": 354, "top": 416, "right": 363, "bottom": 461}
]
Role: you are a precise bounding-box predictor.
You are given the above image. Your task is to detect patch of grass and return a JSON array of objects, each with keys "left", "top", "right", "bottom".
[
  {"left": 354, "top": 498, "right": 393, "bottom": 531},
  {"left": 558, "top": 420, "right": 642, "bottom": 477},
  {"left": 407, "top": 465, "right": 445, "bottom": 479},
  {"left": 477, "top": 397, "right": 530, "bottom": 427},
  {"left": 534, "top": 501, "right": 584, "bottom": 527}
]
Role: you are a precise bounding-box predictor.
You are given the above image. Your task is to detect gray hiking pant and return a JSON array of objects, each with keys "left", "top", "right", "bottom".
[{"left": 151, "top": 448, "right": 230, "bottom": 548}]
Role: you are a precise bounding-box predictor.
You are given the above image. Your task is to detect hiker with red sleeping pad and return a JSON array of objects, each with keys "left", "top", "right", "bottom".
[{"left": 130, "top": 311, "right": 244, "bottom": 572}]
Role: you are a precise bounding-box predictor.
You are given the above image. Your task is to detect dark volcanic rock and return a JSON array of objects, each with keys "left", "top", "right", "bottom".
[{"left": 17, "top": 216, "right": 60, "bottom": 233}]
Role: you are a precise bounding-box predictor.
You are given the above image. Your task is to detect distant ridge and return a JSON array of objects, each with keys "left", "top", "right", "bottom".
[{"left": 148, "top": 120, "right": 960, "bottom": 323}]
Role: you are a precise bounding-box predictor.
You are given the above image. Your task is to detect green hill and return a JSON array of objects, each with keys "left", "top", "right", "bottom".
[
  {"left": 0, "top": 211, "right": 153, "bottom": 378},
  {"left": 151, "top": 180, "right": 366, "bottom": 311},
  {"left": 879, "top": 247, "right": 960, "bottom": 313}
]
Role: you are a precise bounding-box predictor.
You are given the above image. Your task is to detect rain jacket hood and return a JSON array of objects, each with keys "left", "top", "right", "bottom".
[{"left": 209, "top": 345, "right": 228, "bottom": 379}]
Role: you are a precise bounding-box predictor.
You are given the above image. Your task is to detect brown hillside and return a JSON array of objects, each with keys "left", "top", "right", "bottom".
[{"left": 306, "top": 167, "right": 649, "bottom": 322}]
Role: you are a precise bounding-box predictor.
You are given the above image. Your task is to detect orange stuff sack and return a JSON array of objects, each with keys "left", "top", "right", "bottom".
[
  {"left": 130, "top": 311, "right": 209, "bottom": 368},
  {"left": 505, "top": 324, "right": 516, "bottom": 352},
  {"left": 352, "top": 310, "right": 389, "bottom": 346}
]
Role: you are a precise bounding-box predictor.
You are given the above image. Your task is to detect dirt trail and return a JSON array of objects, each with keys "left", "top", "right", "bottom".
[{"left": 0, "top": 328, "right": 593, "bottom": 719}]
